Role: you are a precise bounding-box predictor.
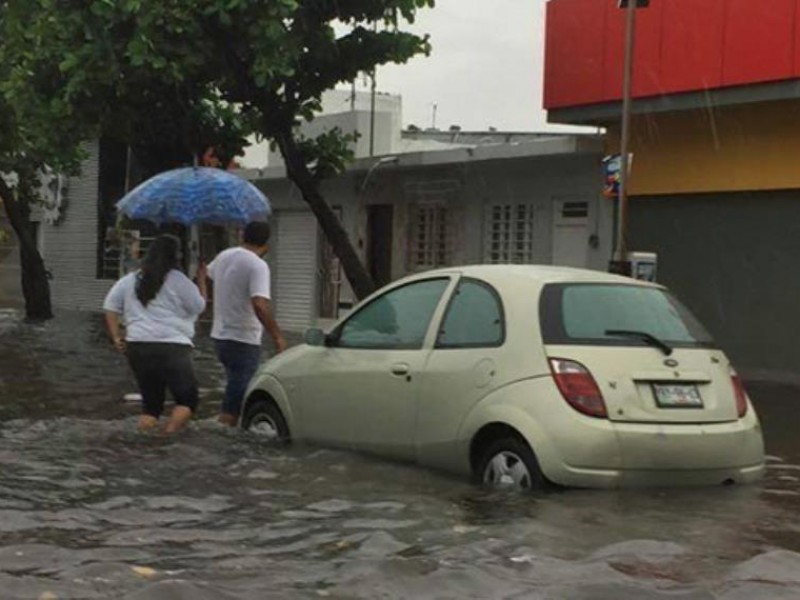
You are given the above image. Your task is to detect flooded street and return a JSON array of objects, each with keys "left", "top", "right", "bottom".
[{"left": 2, "top": 309, "right": 800, "bottom": 599}]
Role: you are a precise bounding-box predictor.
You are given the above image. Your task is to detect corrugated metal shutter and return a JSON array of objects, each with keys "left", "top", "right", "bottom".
[
  {"left": 272, "top": 211, "right": 318, "bottom": 332},
  {"left": 44, "top": 141, "right": 116, "bottom": 311}
]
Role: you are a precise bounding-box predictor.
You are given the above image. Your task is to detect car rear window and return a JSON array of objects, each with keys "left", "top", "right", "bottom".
[{"left": 540, "top": 283, "right": 715, "bottom": 348}]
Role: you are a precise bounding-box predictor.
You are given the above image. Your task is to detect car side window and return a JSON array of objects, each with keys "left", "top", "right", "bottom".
[
  {"left": 436, "top": 279, "right": 505, "bottom": 348},
  {"left": 337, "top": 278, "right": 450, "bottom": 349}
]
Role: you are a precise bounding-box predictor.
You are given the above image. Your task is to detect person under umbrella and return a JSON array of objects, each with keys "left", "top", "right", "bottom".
[{"left": 103, "top": 234, "right": 208, "bottom": 433}]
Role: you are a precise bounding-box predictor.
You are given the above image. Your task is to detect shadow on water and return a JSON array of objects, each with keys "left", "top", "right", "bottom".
[{"left": 2, "top": 308, "right": 800, "bottom": 598}]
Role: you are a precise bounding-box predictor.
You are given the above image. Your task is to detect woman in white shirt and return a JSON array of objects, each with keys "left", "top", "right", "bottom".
[{"left": 103, "top": 234, "right": 207, "bottom": 433}]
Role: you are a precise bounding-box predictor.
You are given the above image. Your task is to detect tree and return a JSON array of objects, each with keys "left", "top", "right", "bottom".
[
  {"left": 0, "top": 0, "right": 89, "bottom": 320},
  {"left": 3, "top": 0, "right": 435, "bottom": 301},
  {"left": 0, "top": 161, "right": 55, "bottom": 321},
  {"left": 1, "top": 0, "right": 252, "bottom": 318}
]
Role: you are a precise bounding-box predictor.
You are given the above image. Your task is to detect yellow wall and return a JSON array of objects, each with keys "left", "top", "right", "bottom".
[{"left": 607, "top": 99, "right": 800, "bottom": 196}]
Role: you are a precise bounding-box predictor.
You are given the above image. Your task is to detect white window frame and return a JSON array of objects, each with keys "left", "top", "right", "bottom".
[
  {"left": 404, "top": 179, "right": 461, "bottom": 272},
  {"left": 484, "top": 202, "right": 536, "bottom": 264}
]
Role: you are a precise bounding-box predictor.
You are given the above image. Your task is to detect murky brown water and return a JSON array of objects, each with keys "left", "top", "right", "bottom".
[{"left": 2, "top": 308, "right": 800, "bottom": 599}]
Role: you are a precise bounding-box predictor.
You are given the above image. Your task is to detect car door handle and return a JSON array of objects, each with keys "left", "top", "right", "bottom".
[{"left": 391, "top": 363, "right": 410, "bottom": 376}]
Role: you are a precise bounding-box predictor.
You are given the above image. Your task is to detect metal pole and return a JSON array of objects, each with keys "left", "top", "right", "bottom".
[
  {"left": 369, "top": 66, "right": 376, "bottom": 157},
  {"left": 124, "top": 146, "right": 133, "bottom": 193},
  {"left": 615, "top": 0, "right": 637, "bottom": 261},
  {"left": 189, "top": 152, "right": 200, "bottom": 277},
  {"left": 369, "top": 20, "right": 378, "bottom": 157}
]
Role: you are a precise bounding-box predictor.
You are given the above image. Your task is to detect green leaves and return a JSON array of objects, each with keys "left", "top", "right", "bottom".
[
  {"left": 2, "top": 0, "right": 435, "bottom": 184},
  {"left": 296, "top": 127, "right": 358, "bottom": 182},
  {"left": 58, "top": 54, "right": 80, "bottom": 74}
]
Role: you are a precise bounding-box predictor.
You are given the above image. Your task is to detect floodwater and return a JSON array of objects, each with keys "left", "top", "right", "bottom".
[{"left": 1, "top": 309, "right": 800, "bottom": 599}]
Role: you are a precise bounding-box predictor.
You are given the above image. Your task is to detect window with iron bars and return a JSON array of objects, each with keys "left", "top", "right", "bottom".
[
  {"left": 410, "top": 204, "right": 452, "bottom": 271},
  {"left": 484, "top": 203, "right": 535, "bottom": 264},
  {"left": 100, "top": 230, "right": 154, "bottom": 279}
]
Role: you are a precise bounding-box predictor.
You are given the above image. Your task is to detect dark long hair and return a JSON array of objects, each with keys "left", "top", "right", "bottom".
[{"left": 135, "top": 234, "right": 183, "bottom": 306}]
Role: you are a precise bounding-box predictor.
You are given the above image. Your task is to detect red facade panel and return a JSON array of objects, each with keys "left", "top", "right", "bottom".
[
  {"left": 659, "top": 0, "right": 725, "bottom": 94},
  {"left": 543, "top": 0, "right": 606, "bottom": 108},
  {"left": 544, "top": 0, "right": 800, "bottom": 110},
  {"left": 602, "top": 0, "right": 664, "bottom": 101},
  {"left": 723, "top": 0, "right": 795, "bottom": 86},
  {"left": 795, "top": 0, "right": 800, "bottom": 76}
]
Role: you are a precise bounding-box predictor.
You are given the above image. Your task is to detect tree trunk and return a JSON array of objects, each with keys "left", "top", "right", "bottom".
[
  {"left": 273, "top": 129, "right": 376, "bottom": 301},
  {"left": 0, "top": 180, "right": 53, "bottom": 321}
]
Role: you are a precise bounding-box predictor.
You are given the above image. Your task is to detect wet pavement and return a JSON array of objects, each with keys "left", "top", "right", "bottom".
[{"left": 1, "top": 308, "right": 800, "bottom": 599}]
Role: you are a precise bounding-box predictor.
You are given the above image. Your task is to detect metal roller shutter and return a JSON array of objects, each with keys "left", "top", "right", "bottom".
[{"left": 272, "top": 211, "right": 318, "bottom": 332}]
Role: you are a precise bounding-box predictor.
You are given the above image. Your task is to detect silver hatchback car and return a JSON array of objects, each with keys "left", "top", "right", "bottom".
[{"left": 241, "top": 265, "right": 765, "bottom": 490}]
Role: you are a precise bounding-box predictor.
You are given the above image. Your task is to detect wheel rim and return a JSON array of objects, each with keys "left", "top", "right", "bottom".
[
  {"left": 249, "top": 413, "right": 280, "bottom": 440},
  {"left": 482, "top": 451, "right": 532, "bottom": 490}
]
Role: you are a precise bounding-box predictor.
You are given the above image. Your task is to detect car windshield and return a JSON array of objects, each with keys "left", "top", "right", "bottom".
[{"left": 540, "top": 283, "right": 715, "bottom": 348}]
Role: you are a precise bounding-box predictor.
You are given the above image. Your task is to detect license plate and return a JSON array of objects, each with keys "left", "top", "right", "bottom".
[{"left": 652, "top": 383, "right": 703, "bottom": 408}]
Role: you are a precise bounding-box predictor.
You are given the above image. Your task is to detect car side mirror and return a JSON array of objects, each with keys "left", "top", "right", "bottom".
[{"left": 303, "top": 327, "right": 327, "bottom": 347}]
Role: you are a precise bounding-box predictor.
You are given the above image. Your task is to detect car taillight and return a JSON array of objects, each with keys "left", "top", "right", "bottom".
[
  {"left": 549, "top": 358, "right": 608, "bottom": 419},
  {"left": 731, "top": 372, "right": 748, "bottom": 418}
]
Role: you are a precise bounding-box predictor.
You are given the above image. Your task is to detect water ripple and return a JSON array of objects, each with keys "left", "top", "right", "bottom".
[{"left": 2, "top": 311, "right": 800, "bottom": 598}]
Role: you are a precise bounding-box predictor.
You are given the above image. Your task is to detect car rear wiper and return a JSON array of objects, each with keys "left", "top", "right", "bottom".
[{"left": 604, "top": 329, "right": 673, "bottom": 356}]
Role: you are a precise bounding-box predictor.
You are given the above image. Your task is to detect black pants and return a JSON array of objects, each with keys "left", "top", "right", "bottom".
[{"left": 126, "top": 342, "right": 199, "bottom": 417}]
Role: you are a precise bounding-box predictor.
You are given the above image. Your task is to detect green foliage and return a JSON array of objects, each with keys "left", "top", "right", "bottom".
[
  {"left": 1, "top": 0, "right": 435, "bottom": 301},
  {"left": 1, "top": 0, "right": 435, "bottom": 178},
  {"left": 0, "top": 4, "right": 72, "bottom": 188},
  {"left": 296, "top": 128, "right": 360, "bottom": 182}
]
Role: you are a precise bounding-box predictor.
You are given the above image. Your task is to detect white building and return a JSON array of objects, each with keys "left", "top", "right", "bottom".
[
  {"left": 251, "top": 134, "right": 607, "bottom": 332},
  {"left": 2, "top": 92, "right": 608, "bottom": 332}
]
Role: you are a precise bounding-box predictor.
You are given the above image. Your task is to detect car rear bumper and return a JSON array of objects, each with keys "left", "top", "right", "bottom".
[
  {"left": 550, "top": 417, "right": 765, "bottom": 488},
  {"left": 555, "top": 461, "right": 764, "bottom": 488}
]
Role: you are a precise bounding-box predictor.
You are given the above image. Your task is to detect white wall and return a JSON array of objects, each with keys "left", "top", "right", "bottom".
[
  {"left": 42, "top": 141, "right": 117, "bottom": 311},
  {"left": 255, "top": 146, "right": 608, "bottom": 326},
  {"left": 241, "top": 89, "right": 403, "bottom": 169}
]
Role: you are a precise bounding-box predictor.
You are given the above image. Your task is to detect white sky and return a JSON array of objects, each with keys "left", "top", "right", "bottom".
[
  {"left": 243, "top": 1, "right": 584, "bottom": 167},
  {"left": 354, "top": 0, "right": 563, "bottom": 132}
]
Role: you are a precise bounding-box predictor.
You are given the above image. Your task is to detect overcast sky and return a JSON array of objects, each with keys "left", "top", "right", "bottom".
[{"left": 355, "top": 0, "right": 553, "bottom": 132}]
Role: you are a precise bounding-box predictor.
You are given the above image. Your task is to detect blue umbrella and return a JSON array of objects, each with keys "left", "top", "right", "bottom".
[{"left": 115, "top": 167, "right": 271, "bottom": 225}]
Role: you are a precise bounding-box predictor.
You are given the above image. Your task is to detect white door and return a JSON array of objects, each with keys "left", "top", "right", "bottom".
[
  {"left": 552, "top": 199, "right": 589, "bottom": 268},
  {"left": 272, "top": 211, "right": 318, "bottom": 332}
]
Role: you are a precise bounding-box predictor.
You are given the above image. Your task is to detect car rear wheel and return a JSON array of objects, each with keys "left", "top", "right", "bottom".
[
  {"left": 241, "top": 398, "right": 290, "bottom": 445},
  {"left": 477, "top": 437, "right": 545, "bottom": 492}
]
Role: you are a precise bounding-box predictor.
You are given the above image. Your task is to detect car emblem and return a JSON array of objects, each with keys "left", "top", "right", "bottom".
[{"left": 664, "top": 358, "right": 679, "bottom": 368}]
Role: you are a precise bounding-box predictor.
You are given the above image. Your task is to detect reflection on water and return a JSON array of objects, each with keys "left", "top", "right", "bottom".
[{"left": 1, "top": 308, "right": 800, "bottom": 598}]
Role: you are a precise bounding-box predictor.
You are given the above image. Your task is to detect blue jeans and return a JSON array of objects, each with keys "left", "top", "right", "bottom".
[{"left": 214, "top": 339, "right": 262, "bottom": 418}]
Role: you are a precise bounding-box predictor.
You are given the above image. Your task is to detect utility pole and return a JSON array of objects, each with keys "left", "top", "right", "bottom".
[
  {"left": 369, "top": 66, "right": 376, "bottom": 157},
  {"left": 614, "top": 0, "right": 648, "bottom": 268},
  {"left": 369, "top": 20, "right": 378, "bottom": 157}
]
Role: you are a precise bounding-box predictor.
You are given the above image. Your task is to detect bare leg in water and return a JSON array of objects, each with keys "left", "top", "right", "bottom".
[
  {"left": 138, "top": 415, "right": 159, "bottom": 432},
  {"left": 164, "top": 406, "right": 193, "bottom": 434},
  {"left": 137, "top": 407, "right": 192, "bottom": 434}
]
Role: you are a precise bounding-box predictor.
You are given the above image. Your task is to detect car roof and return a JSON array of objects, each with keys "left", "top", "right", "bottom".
[{"left": 412, "top": 264, "right": 661, "bottom": 288}]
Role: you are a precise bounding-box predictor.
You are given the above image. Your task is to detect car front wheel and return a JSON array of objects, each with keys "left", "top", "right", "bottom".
[
  {"left": 477, "top": 437, "right": 545, "bottom": 492},
  {"left": 241, "top": 398, "right": 290, "bottom": 445}
]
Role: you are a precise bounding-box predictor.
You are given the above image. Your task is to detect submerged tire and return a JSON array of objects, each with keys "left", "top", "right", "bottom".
[
  {"left": 476, "top": 436, "right": 545, "bottom": 492},
  {"left": 241, "top": 398, "right": 290, "bottom": 445}
]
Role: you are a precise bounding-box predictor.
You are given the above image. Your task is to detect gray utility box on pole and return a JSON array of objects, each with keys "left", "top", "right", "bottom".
[
  {"left": 628, "top": 251, "right": 657, "bottom": 282},
  {"left": 608, "top": 251, "right": 658, "bottom": 282}
]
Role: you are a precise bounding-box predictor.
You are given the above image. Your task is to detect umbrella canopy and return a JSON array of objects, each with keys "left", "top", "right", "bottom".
[{"left": 116, "top": 167, "right": 271, "bottom": 225}]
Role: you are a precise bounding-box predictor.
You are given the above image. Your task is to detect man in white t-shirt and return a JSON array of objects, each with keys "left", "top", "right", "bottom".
[{"left": 201, "top": 222, "right": 287, "bottom": 426}]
